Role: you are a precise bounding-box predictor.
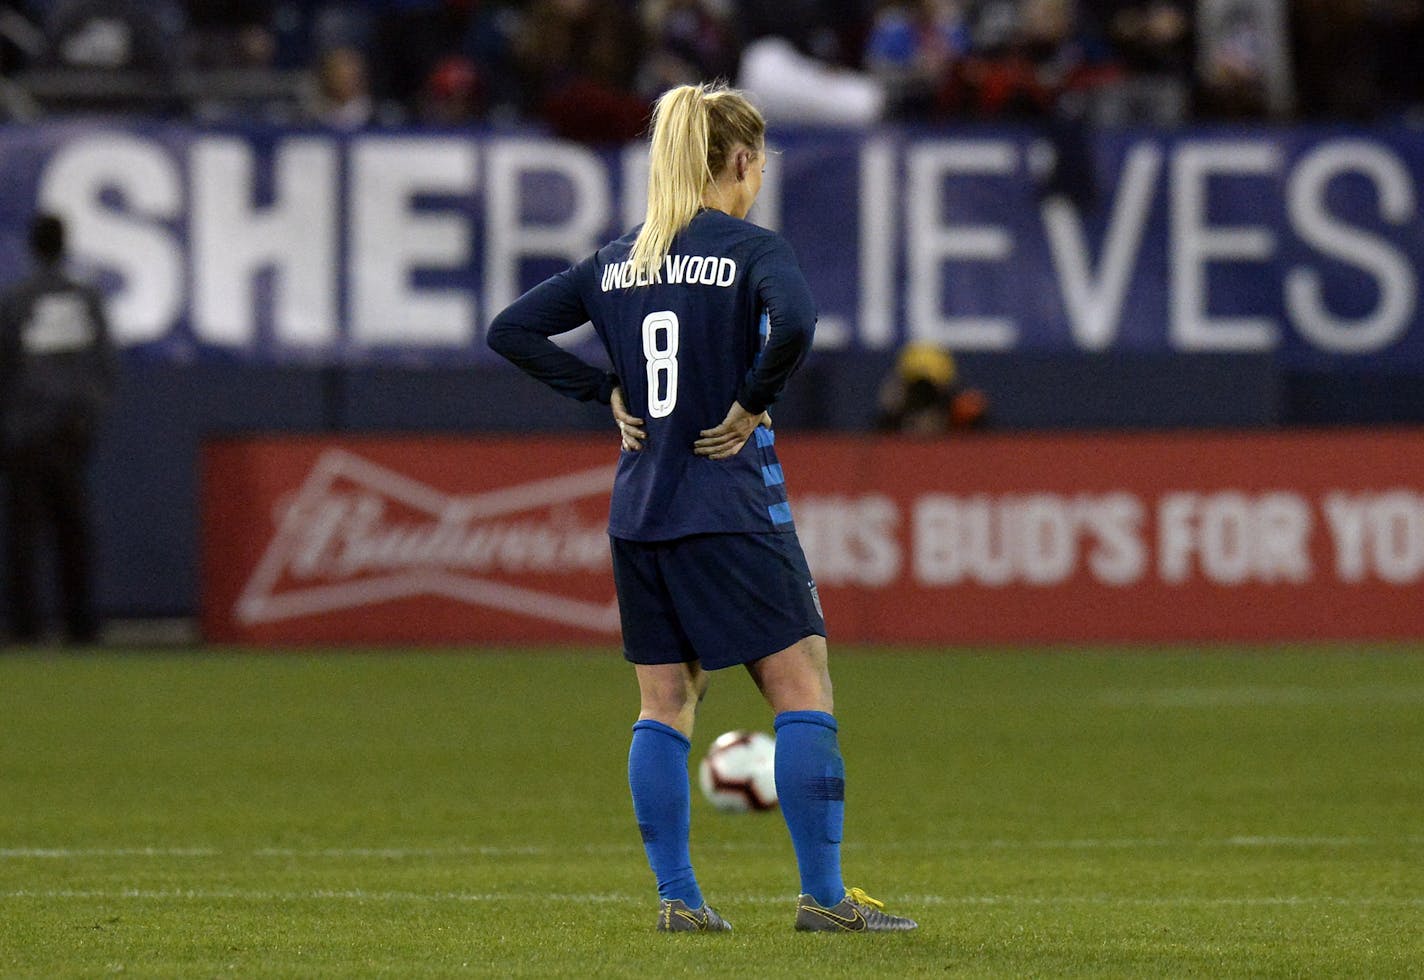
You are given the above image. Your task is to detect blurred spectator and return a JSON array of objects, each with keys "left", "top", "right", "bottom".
[
  {"left": 1195, "top": 0, "right": 1292, "bottom": 118},
  {"left": 304, "top": 0, "right": 378, "bottom": 62},
  {"left": 303, "top": 44, "right": 373, "bottom": 128},
  {"left": 876, "top": 342, "right": 987, "bottom": 435},
  {"left": 0, "top": 3, "right": 47, "bottom": 78},
  {"left": 734, "top": 0, "right": 886, "bottom": 124},
  {"left": 739, "top": 35, "right": 886, "bottom": 124},
  {"left": 0, "top": 213, "right": 116, "bottom": 646},
  {"left": 1371, "top": 0, "right": 1424, "bottom": 119},
  {"left": 27, "top": 0, "right": 185, "bottom": 112},
  {"left": 40, "top": 0, "right": 184, "bottom": 74},
  {"left": 186, "top": 0, "right": 278, "bottom": 70},
  {"left": 939, "top": 0, "right": 1114, "bottom": 120},
  {"left": 456, "top": 0, "right": 520, "bottom": 120},
  {"left": 863, "top": 0, "right": 971, "bottom": 118},
  {"left": 737, "top": 0, "right": 872, "bottom": 68},
  {"left": 1087, "top": 0, "right": 1192, "bottom": 124},
  {"left": 638, "top": 0, "right": 740, "bottom": 97},
  {"left": 1292, "top": 0, "right": 1375, "bottom": 120},
  {"left": 514, "top": 0, "right": 649, "bottom": 143},
  {"left": 1293, "top": 0, "right": 1424, "bottom": 121},
  {"left": 5, "top": 0, "right": 1423, "bottom": 126},
  {"left": 418, "top": 53, "right": 484, "bottom": 124},
  {"left": 370, "top": 0, "right": 467, "bottom": 108}
]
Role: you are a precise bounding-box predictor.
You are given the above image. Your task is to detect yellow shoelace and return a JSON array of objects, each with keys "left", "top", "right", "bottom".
[{"left": 846, "top": 887, "right": 885, "bottom": 910}]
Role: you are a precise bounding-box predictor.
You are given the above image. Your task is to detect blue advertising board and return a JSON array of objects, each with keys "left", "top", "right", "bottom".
[{"left": 0, "top": 122, "right": 1421, "bottom": 370}]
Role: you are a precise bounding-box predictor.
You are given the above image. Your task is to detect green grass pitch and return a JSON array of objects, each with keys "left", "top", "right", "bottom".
[{"left": 2, "top": 646, "right": 1422, "bottom": 977}]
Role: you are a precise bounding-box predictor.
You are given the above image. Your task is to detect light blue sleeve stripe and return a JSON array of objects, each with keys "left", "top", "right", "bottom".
[
  {"left": 761, "top": 464, "right": 785, "bottom": 487},
  {"left": 768, "top": 501, "right": 794, "bottom": 525},
  {"left": 755, "top": 427, "right": 775, "bottom": 448}
]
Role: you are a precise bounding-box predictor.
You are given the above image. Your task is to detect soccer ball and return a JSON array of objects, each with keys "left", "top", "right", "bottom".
[{"left": 697, "top": 730, "right": 778, "bottom": 812}]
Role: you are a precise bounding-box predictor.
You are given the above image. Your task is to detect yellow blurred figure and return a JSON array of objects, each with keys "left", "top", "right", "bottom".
[
  {"left": 877, "top": 342, "right": 987, "bottom": 434},
  {"left": 895, "top": 342, "right": 958, "bottom": 389}
]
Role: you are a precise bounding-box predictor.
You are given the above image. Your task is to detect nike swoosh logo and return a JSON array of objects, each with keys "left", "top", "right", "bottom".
[{"left": 805, "top": 904, "right": 866, "bottom": 930}]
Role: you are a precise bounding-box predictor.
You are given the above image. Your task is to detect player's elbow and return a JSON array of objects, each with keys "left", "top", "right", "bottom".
[
  {"left": 485, "top": 312, "right": 519, "bottom": 359},
  {"left": 772, "top": 314, "right": 815, "bottom": 354}
]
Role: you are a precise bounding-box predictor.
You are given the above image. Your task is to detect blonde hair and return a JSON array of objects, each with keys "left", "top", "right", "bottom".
[{"left": 628, "top": 82, "right": 766, "bottom": 282}]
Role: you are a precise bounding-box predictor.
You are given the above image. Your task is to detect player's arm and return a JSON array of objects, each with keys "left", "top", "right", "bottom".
[
  {"left": 737, "top": 237, "right": 816, "bottom": 413},
  {"left": 487, "top": 263, "right": 620, "bottom": 405},
  {"left": 695, "top": 237, "right": 814, "bottom": 460}
]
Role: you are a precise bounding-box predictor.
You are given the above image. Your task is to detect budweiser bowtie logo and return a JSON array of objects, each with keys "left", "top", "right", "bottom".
[{"left": 234, "top": 448, "right": 620, "bottom": 632}]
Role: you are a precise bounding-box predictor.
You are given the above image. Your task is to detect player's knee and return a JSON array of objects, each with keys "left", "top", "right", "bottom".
[
  {"left": 749, "top": 638, "right": 834, "bottom": 714},
  {"left": 640, "top": 686, "right": 699, "bottom": 719},
  {"left": 636, "top": 664, "right": 705, "bottom": 722}
]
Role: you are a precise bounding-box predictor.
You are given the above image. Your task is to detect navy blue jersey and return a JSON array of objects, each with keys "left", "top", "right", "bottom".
[{"left": 488, "top": 209, "right": 816, "bottom": 541}]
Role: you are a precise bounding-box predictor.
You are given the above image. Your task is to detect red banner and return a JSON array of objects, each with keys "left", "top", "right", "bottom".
[{"left": 203, "top": 431, "right": 1424, "bottom": 644}]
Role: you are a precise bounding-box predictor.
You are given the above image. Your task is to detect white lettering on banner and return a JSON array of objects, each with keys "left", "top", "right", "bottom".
[
  {"left": 31, "top": 131, "right": 1424, "bottom": 357},
  {"left": 1043, "top": 143, "right": 1162, "bottom": 351},
  {"left": 1157, "top": 491, "right": 1313, "bottom": 585},
  {"left": 350, "top": 137, "right": 477, "bottom": 346},
  {"left": 791, "top": 487, "right": 1424, "bottom": 591},
  {"left": 858, "top": 138, "right": 897, "bottom": 349},
  {"left": 38, "top": 134, "right": 184, "bottom": 344},
  {"left": 1323, "top": 491, "right": 1424, "bottom": 584},
  {"left": 236, "top": 449, "right": 620, "bottom": 631},
  {"left": 795, "top": 496, "right": 901, "bottom": 587},
  {"left": 1170, "top": 142, "right": 1281, "bottom": 352},
  {"left": 192, "top": 138, "right": 338, "bottom": 346},
  {"left": 288, "top": 494, "right": 607, "bottom": 576},
  {"left": 1286, "top": 141, "right": 1417, "bottom": 353},
  {"left": 1081, "top": 493, "right": 1149, "bottom": 585},
  {"left": 484, "top": 140, "right": 609, "bottom": 349},
  {"left": 906, "top": 141, "right": 1018, "bottom": 350},
  {"left": 912, "top": 493, "right": 1146, "bottom": 587}
]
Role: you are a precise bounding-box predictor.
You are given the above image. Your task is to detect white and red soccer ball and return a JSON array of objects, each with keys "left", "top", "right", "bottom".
[{"left": 698, "top": 730, "right": 778, "bottom": 812}]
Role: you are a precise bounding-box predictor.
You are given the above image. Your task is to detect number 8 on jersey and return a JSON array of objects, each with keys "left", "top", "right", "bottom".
[{"left": 642, "top": 310, "right": 680, "bottom": 418}]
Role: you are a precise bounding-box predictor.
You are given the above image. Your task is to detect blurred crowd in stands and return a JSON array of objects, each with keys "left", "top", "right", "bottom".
[{"left": 0, "top": 1, "right": 1420, "bottom": 135}]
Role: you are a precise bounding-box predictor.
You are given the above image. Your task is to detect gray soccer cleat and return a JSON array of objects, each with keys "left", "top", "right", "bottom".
[
  {"left": 657, "top": 899, "right": 733, "bottom": 932},
  {"left": 795, "top": 887, "right": 918, "bottom": 932}
]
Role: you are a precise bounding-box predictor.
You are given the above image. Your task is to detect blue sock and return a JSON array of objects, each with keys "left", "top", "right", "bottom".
[
  {"left": 628, "top": 719, "right": 703, "bottom": 908},
  {"left": 774, "top": 710, "right": 846, "bottom": 908}
]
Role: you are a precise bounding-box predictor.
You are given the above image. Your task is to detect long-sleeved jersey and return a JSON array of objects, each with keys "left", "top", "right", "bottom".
[{"left": 488, "top": 208, "right": 816, "bottom": 541}]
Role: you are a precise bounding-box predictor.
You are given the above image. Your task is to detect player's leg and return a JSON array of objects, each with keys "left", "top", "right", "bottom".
[
  {"left": 656, "top": 531, "right": 838, "bottom": 906},
  {"left": 630, "top": 661, "right": 729, "bottom": 930},
  {"left": 634, "top": 659, "right": 707, "bottom": 735},
  {"left": 747, "top": 637, "right": 917, "bottom": 931},
  {"left": 745, "top": 636, "right": 845, "bottom": 907},
  {"left": 611, "top": 536, "right": 728, "bottom": 931}
]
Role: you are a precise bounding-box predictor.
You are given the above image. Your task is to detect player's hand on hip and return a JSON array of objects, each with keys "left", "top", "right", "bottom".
[
  {"left": 611, "top": 386, "right": 646, "bottom": 451},
  {"left": 694, "top": 401, "right": 767, "bottom": 460}
]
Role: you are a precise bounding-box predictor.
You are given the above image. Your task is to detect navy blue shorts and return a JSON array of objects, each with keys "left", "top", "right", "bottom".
[{"left": 610, "top": 531, "right": 827, "bottom": 671}]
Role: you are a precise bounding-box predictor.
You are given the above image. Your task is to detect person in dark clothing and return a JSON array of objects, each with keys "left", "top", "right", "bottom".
[{"left": 0, "top": 213, "right": 116, "bottom": 644}]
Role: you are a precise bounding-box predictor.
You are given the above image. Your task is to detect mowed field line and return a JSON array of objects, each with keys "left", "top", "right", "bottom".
[
  {"left": 1095, "top": 684, "right": 1424, "bottom": 707},
  {"left": 3, "top": 835, "right": 1422, "bottom": 861},
  {"left": 2, "top": 888, "right": 1422, "bottom": 909}
]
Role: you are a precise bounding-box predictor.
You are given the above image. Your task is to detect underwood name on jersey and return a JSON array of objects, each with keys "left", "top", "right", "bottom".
[{"left": 600, "top": 254, "right": 738, "bottom": 292}]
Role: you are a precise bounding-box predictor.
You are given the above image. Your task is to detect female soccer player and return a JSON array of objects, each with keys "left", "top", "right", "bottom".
[{"left": 487, "top": 82, "right": 916, "bottom": 934}]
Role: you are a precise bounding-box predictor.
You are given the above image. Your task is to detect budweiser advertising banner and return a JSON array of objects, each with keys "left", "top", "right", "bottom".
[{"left": 202, "top": 431, "right": 1424, "bottom": 645}]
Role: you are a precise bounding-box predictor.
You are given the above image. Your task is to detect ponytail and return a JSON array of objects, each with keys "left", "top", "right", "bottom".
[{"left": 629, "top": 82, "right": 765, "bottom": 283}]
